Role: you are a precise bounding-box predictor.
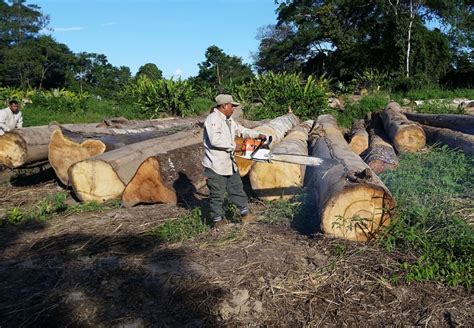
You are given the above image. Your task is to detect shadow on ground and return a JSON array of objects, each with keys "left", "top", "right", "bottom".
[{"left": 0, "top": 232, "right": 225, "bottom": 327}]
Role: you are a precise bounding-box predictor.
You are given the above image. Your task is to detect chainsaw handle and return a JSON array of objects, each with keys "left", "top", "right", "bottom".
[{"left": 250, "top": 135, "right": 272, "bottom": 157}]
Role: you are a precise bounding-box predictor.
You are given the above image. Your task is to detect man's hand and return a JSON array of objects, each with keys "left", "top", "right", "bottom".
[{"left": 257, "top": 134, "right": 267, "bottom": 141}]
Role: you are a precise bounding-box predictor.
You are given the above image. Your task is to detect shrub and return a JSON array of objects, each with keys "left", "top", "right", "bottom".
[
  {"left": 235, "top": 72, "right": 329, "bottom": 120},
  {"left": 29, "top": 88, "right": 90, "bottom": 112},
  {"left": 332, "top": 93, "right": 390, "bottom": 128},
  {"left": 121, "top": 76, "right": 196, "bottom": 117}
]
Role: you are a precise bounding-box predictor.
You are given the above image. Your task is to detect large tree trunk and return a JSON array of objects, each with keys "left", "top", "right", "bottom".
[
  {"left": 49, "top": 121, "right": 201, "bottom": 186},
  {"left": 68, "top": 129, "right": 203, "bottom": 202},
  {"left": 121, "top": 143, "right": 205, "bottom": 207},
  {"left": 405, "top": 112, "right": 474, "bottom": 135},
  {"left": 421, "top": 125, "right": 474, "bottom": 155},
  {"left": 307, "top": 115, "right": 394, "bottom": 242},
  {"left": 96, "top": 116, "right": 205, "bottom": 129},
  {"left": 235, "top": 113, "right": 299, "bottom": 176},
  {"left": 382, "top": 101, "right": 425, "bottom": 153},
  {"left": 0, "top": 125, "right": 61, "bottom": 168},
  {"left": 348, "top": 119, "right": 369, "bottom": 155},
  {"left": 249, "top": 120, "right": 313, "bottom": 201}
]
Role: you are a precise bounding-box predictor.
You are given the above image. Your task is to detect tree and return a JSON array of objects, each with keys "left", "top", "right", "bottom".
[
  {"left": 194, "top": 45, "right": 254, "bottom": 93},
  {"left": 69, "top": 52, "right": 131, "bottom": 98},
  {"left": 255, "top": 0, "right": 470, "bottom": 86},
  {"left": 0, "top": 0, "right": 49, "bottom": 47},
  {"left": 1, "top": 35, "right": 75, "bottom": 88},
  {"left": 136, "top": 63, "right": 162, "bottom": 80}
]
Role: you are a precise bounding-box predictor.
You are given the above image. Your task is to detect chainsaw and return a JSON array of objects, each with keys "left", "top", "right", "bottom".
[{"left": 235, "top": 136, "right": 333, "bottom": 167}]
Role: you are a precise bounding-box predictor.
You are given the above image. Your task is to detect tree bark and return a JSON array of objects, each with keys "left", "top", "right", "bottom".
[
  {"left": 121, "top": 142, "right": 205, "bottom": 207},
  {"left": 405, "top": 112, "right": 474, "bottom": 135},
  {"left": 235, "top": 113, "right": 299, "bottom": 176},
  {"left": 349, "top": 119, "right": 369, "bottom": 155},
  {"left": 382, "top": 101, "right": 425, "bottom": 152},
  {"left": 307, "top": 115, "right": 394, "bottom": 242},
  {"left": 68, "top": 129, "right": 203, "bottom": 203},
  {"left": 421, "top": 124, "right": 474, "bottom": 155},
  {"left": 49, "top": 122, "right": 201, "bottom": 186},
  {"left": 249, "top": 120, "right": 313, "bottom": 201}
]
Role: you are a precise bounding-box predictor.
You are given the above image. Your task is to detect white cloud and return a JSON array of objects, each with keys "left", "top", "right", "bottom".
[
  {"left": 174, "top": 68, "right": 183, "bottom": 76},
  {"left": 101, "top": 22, "right": 117, "bottom": 27},
  {"left": 53, "top": 27, "right": 84, "bottom": 32}
]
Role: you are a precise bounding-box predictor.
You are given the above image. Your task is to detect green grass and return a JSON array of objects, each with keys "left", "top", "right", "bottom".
[
  {"left": 1, "top": 192, "right": 119, "bottom": 225},
  {"left": 148, "top": 208, "right": 209, "bottom": 244},
  {"left": 398, "top": 88, "right": 474, "bottom": 101},
  {"left": 23, "top": 98, "right": 148, "bottom": 126},
  {"left": 379, "top": 146, "right": 473, "bottom": 288}
]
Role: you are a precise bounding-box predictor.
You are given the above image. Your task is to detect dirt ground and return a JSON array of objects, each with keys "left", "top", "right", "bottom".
[{"left": 0, "top": 168, "right": 472, "bottom": 327}]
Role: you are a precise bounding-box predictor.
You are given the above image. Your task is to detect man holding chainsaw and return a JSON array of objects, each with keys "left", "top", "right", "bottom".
[{"left": 203, "top": 94, "right": 267, "bottom": 228}]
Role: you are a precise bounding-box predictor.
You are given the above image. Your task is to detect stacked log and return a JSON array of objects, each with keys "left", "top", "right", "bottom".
[
  {"left": 405, "top": 112, "right": 474, "bottom": 135},
  {"left": 68, "top": 129, "right": 203, "bottom": 203},
  {"left": 421, "top": 125, "right": 474, "bottom": 155},
  {"left": 348, "top": 119, "right": 369, "bottom": 155},
  {"left": 362, "top": 113, "right": 398, "bottom": 174},
  {"left": 308, "top": 115, "right": 395, "bottom": 242},
  {"left": 235, "top": 113, "right": 299, "bottom": 176},
  {"left": 382, "top": 102, "right": 426, "bottom": 153},
  {"left": 49, "top": 122, "right": 200, "bottom": 186},
  {"left": 249, "top": 120, "right": 313, "bottom": 201}
]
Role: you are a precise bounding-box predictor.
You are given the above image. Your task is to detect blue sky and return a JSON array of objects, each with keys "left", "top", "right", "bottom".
[{"left": 36, "top": 0, "right": 278, "bottom": 78}]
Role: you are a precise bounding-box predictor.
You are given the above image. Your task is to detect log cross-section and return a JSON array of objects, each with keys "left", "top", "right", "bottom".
[
  {"left": 382, "top": 101, "right": 426, "bottom": 153},
  {"left": 349, "top": 119, "right": 369, "bottom": 155},
  {"left": 307, "top": 115, "right": 395, "bottom": 241}
]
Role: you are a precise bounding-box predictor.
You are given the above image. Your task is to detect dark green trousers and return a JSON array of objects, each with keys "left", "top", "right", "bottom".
[{"left": 204, "top": 167, "right": 248, "bottom": 220}]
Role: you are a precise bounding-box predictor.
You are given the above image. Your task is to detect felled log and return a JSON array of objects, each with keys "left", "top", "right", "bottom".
[
  {"left": 121, "top": 143, "right": 204, "bottom": 207},
  {"left": 348, "top": 119, "right": 369, "bottom": 155},
  {"left": 68, "top": 129, "right": 203, "bottom": 202},
  {"left": 0, "top": 125, "right": 66, "bottom": 168},
  {"left": 308, "top": 115, "right": 395, "bottom": 242},
  {"left": 249, "top": 120, "right": 313, "bottom": 201},
  {"left": 381, "top": 101, "right": 425, "bottom": 153},
  {"left": 49, "top": 122, "right": 200, "bottom": 186},
  {"left": 235, "top": 113, "right": 299, "bottom": 176},
  {"left": 421, "top": 125, "right": 474, "bottom": 155},
  {"left": 405, "top": 112, "right": 474, "bottom": 135},
  {"left": 96, "top": 116, "right": 205, "bottom": 129}
]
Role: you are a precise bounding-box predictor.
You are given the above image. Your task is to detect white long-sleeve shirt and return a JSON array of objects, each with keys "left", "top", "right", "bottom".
[
  {"left": 0, "top": 107, "right": 23, "bottom": 135},
  {"left": 203, "top": 108, "right": 260, "bottom": 176}
]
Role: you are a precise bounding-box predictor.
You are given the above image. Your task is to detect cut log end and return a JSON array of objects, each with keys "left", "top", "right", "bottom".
[
  {"left": 69, "top": 160, "right": 125, "bottom": 202},
  {"left": 249, "top": 161, "right": 303, "bottom": 201},
  {"left": 394, "top": 126, "right": 426, "bottom": 152},
  {"left": 349, "top": 135, "right": 369, "bottom": 155},
  {"left": 0, "top": 133, "right": 27, "bottom": 168},
  {"left": 122, "top": 157, "right": 177, "bottom": 207},
  {"left": 321, "top": 184, "right": 394, "bottom": 241},
  {"left": 49, "top": 129, "right": 106, "bottom": 185}
]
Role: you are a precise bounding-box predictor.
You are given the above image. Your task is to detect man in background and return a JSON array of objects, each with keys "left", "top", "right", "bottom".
[
  {"left": 0, "top": 100, "right": 23, "bottom": 135},
  {"left": 202, "top": 94, "right": 266, "bottom": 228}
]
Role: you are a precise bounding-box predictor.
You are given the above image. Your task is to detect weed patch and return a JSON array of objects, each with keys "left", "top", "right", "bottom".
[
  {"left": 1, "top": 192, "right": 119, "bottom": 225},
  {"left": 380, "top": 146, "right": 473, "bottom": 288},
  {"left": 148, "top": 208, "right": 209, "bottom": 244}
]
